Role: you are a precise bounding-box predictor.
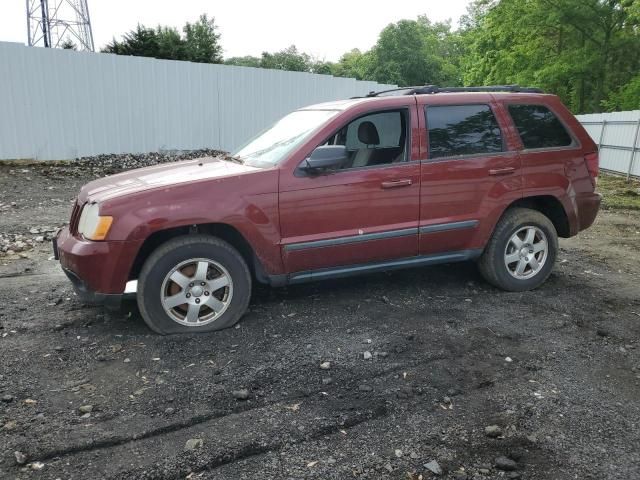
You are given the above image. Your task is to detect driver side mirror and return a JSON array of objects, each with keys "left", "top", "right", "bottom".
[{"left": 300, "top": 145, "right": 349, "bottom": 174}]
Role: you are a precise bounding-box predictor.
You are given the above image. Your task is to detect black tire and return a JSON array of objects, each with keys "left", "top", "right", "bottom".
[
  {"left": 478, "top": 208, "right": 558, "bottom": 292},
  {"left": 137, "top": 235, "right": 251, "bottom": 334}
]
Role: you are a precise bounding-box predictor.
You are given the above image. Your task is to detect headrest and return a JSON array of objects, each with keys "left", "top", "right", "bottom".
[{"left": 358, "top": 121, "right": 380, "bottom": 145}]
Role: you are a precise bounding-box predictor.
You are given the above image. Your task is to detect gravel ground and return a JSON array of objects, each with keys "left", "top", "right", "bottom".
[{"left": 0, "top": 159, "right": 639, "bottom": 480}]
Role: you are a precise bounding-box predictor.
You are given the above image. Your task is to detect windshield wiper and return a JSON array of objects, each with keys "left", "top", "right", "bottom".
[{"left": 220, "top": 154, "right": 244, "bottom": 165}]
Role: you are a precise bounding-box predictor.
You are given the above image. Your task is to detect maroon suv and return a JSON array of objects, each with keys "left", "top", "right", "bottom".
[{"left": 54, "top": 85, "right": 601, "bottom": 334}]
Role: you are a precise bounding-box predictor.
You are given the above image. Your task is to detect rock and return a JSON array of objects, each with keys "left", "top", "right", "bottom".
[
  {"left": 14, "top": 451, "right": 27, "bottom": 465},
  {"left": 394, "top": 449, "right": 403, "bottom": 458},
  {"left": 505, "top": 356, "right": 513, "bottom": 362},
  {"left": 596, "top": 328, "right": 609, "bottom": 337},
  {"left": 80, "top": 413, "right": 91, "bottom": 419},
  {"left": 35, "top": 236, "right": 45, "bottom": 242},
  {"left": 319, "top": 361, "right": 331, "bottom": 370},
  {"left": 507, "top": 473, "right": 522, "bottom": 479},
  {"left": 321, "top": 377, "right": 333, "bottom": 385},
  {"left": 1, "top": 394, "right": 14, "bottom": 403},
  {"left": 29, "top": 461, "right": 45, "bottom": 470},
  {"left": 3, "top": 420, "right": 17, "bottom": 431},
  {"left": 363, "top": 351, "right": 372, "bottom": 360},
  {"left": 123, "top": 358, "right": 131, "bottom": 363},
  {"left": 165, "top": 407, "right": 175, "bottom": 415},
  {"left": 453, "top": 473, "right": 468, "bottom": 480},
  {"left": 485, "top": 425, "right": 503, "bottom": 438},
  {"left": 424, "top": 460, "right": 443, "bottom": 475},
  {"left": 495, "top": 456, "right": 517, "bottom": 471},
  {"left": 184, "top": 438, "right": 203, "bottom": 451},
  {"left": 232, "top": 389, "right": 250, "bottom": 400},
  {"left": 78, "top": 405, "right": 93, "bottom": 414},
  {"left": 358, "top": 384, "right": 373, "bottom": 392}
]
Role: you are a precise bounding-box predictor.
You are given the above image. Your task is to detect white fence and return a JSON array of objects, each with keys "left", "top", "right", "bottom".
[
  {"left": 577, "top": 110, "right": 640, "bottom": 179},
  {"left": 0, "top": 42, "right": 395, "bottom": 162}
]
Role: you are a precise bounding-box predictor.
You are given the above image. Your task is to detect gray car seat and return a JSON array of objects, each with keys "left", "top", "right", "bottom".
[{"left": 351, "top": 121, "right": 380, "bottom": 168}]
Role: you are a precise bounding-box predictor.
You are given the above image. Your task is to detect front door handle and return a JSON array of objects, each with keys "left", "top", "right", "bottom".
[
  {"left": 489, "top": 167, "right": 516, "bottom": 176},
  {"left": 381, "top": 179, "right": 412, "bottom": 189}
]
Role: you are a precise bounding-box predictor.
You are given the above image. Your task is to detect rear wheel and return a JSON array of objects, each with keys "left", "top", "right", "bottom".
[
  {"left": 478, "top": 208, "right": 558, "bottom": 292},
  {"left": 137, "top": 235, "right": 251, "bottom": 334}
]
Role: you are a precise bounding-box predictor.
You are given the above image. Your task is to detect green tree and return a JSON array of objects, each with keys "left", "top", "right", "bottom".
[
  {"left": 183, "top": 14, "right": 222, "bottom": 63},
  {"left": 224, "top": 56, "right": 262, "bottom": 68},
  {"left": 155, "top": 26, "right": 186, "bottom": 60},
  {"left": 102, "top": 15, "right": 221, "bottom": 64},
  {"left": 61, "top": 39, "right": 77, "bottom": 50},
  {"left": 367, "top": 17, "right": 462, "bottom": 86},
  {"left": 461, "top": 0, "right": 640, "bottom": 113},
  {"left": 331, "top": 49, "right": 374, "bottom": 80},
  {"left": 103, "top": 25, "right": 161, "bottom": 57},
  {"left": 603, "top": 74, "right": 640, "bottom": 110},
  {"left": 260, "top": 45, "right": 312, "bottom": 72}
]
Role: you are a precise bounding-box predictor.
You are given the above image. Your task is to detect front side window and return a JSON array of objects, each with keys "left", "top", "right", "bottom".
[
  {"left": 426, "top": 105, "right": 504, "bottom": 159},
  {"left": 508, "top": 104, "right": 573, "bottom": 149},
  {"left": 320, "top": 110, "right": 407, "bottom": 169},
  {"left": 234, "top": 109, "right": 339, "bottom": 167}
]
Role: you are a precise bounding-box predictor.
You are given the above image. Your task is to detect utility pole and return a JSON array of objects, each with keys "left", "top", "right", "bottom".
[{"left": 26, "top": 0, "right": 95, "bottom": 52}]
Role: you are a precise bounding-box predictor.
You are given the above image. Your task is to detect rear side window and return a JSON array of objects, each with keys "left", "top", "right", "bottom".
[
  {"left": 508, "top": 105, "right": 573, "bottom": 149},
  {"left": 426, "top": 105, "right": 503, "bottom": 159}
]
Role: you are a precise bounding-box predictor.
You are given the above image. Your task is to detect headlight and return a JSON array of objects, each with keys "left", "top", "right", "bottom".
[{"left": 77, "top": 203, "right": 113, "bottom": 241}]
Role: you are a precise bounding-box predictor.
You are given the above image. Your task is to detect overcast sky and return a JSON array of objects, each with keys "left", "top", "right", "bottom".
[{"left": 2, "top": 1, "right": 472, "bottom": 61}]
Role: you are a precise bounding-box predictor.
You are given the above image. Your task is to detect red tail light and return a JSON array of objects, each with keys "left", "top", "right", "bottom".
[{"left": 584, "top": 151, "right": 599, "bottom": 187}]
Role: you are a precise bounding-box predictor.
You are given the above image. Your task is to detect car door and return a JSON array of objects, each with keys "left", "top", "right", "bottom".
[
  {"left": 278, "top": 103, "right": 421, "bottom": 275},
  {"left": 418, "top": 97, "right": 523, "bottom": 256}
]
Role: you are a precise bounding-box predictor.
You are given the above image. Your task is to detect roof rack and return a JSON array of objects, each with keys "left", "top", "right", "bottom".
[{"left": 362, "top": 84, "right": 544, "bottom": 98}]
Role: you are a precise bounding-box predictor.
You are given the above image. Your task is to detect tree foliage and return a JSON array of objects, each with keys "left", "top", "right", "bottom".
[
  {"left": 460, "top": 0, "right": 640, "bottom": 113},
  {"left": 367, "top": 17, "right": 462, "bottom": 86},
  {"left": 103, "top": 15, "right": 222, "bottom": 64}
]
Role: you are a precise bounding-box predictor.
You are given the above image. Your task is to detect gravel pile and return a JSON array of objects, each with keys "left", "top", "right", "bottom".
[
  {"left": 9, "top": 149, "right": 227, "bottom": 178},
  {"left": 73, "top": 149, "right": 226, "bottom": 174},
  {"left": 0, "top": 226, "right": 60, "bottom": 258}
]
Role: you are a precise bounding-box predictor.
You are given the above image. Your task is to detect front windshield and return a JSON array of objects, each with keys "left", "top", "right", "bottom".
[{"left": 233, "top": 109, "right": 339, "bottom": 167}]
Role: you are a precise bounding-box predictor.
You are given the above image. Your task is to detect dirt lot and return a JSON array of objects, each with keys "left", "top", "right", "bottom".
[{"left": 1, "top": 162, "right": 639, "bottom": 480}]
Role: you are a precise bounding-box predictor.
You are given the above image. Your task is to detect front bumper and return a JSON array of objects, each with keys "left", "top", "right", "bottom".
[
  {"left": 61, "top": 267, "right": 125, "bottom": 310},
  {"left": 54, "top": 226, "right": 141, "bottom": 306}
]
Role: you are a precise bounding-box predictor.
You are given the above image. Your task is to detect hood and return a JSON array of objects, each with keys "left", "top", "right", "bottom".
[{"left": 79, "top": 157, "right": 260, "bottom": 203}]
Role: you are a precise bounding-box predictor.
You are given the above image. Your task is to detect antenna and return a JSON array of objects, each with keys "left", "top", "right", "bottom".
[{"left": 26, "top": 0, "right": 95, "bottom": 51}]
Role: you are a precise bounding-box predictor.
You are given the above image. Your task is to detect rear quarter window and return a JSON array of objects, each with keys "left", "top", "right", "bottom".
[{"left": 508, "top": 104, "right": 573, "bottom": 149}]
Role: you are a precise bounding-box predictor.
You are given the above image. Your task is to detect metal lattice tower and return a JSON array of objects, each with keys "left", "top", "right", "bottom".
[{"left": 26, "top": 0, "right": 95, "bottom": 51}]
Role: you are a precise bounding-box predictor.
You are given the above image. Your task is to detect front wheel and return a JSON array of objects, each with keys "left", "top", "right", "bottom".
[
  {"left": 137, "top": 235, "right": 251, "bottom": 334},
  {"left": 478, "top": 208, "right": 558, "bottom": 292}
]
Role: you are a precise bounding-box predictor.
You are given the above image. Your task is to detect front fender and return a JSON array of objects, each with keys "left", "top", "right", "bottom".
[{"left": 101, "top": 169, "right": 284, "bottom": 275}]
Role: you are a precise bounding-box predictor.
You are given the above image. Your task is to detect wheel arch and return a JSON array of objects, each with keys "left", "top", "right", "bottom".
[
  {"left": 504, "top": 195, "right": 571, "bottom": 238},
  {"left": 129, "top": 223, "right": 269, "bottom": 284}
]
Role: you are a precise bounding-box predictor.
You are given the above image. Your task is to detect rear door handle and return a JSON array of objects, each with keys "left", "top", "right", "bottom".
[
  {"left": 381, "top": 179, "right": 412, "bottom": 189},
  {"left": 489, "top": 167, "right": 516, "bottom": 176}
]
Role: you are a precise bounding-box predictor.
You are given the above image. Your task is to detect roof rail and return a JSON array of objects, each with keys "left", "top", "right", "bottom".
[{"left": 364, "top": 84, "right": 544, "bottom": 97}]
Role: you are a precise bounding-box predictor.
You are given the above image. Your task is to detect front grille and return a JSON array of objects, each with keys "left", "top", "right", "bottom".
[{"left": 69, "top": 200, "right": 82, "bottom": 234}]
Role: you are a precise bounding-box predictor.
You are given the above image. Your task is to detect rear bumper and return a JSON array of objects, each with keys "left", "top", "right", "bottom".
[
  {"left": 576, "top": 192, "right": 602, "bottom": 232},
  {"left": 54, "top": 226, "right": 141, "bottom": 298}
]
